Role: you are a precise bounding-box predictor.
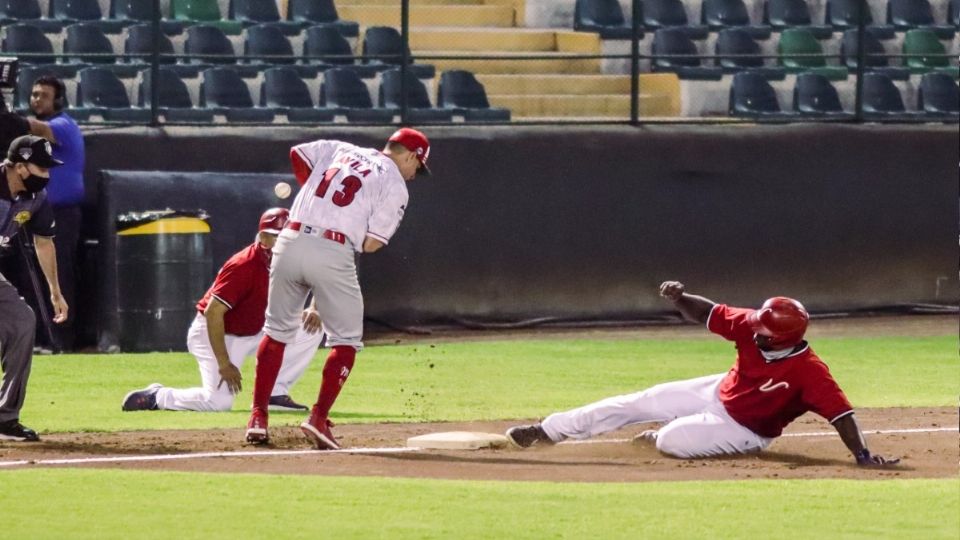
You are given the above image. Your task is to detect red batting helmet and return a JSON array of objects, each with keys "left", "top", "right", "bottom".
[
  {"left": 258, "top": 208, "right": 289, "bottom": 234},
  {"left": 747, "top": 297, "right": 809, "bottom": 348}
]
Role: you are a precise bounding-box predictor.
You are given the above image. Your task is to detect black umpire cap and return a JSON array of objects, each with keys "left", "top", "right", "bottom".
[{"left": 7, "top": 135, "right": 63, "bottom": 168}]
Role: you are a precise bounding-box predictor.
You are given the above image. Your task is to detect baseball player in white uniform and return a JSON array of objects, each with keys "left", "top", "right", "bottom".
[{"left": 246, "top": 128, "right": 430, "bottom": 449}]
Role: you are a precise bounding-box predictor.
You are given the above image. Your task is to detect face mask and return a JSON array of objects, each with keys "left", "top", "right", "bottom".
[{"left": 22, "top": 172, "right": 49, "bottom": 193}]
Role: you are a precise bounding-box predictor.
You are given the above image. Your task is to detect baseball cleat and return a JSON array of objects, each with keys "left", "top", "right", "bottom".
[
  {"left": 268, "top": 395, "right": 309, "bottom": 411},
  {"left": 300, "top": 415, "right": 340, "bottom": 450},
  {"left": 505, "top": 424, "right": 553, "bottom": 449},
  {"left": 0, "top": 419, "right": 40, "bottom": 442},
  {"left": 631, "top": 429, "right": 659, "bottom": 446},
  {"left": 121, "top": 383, "right": 163, "bottom": 411},
  {"left": 245, "top": 409, "right": 270, "bottom": 445}
]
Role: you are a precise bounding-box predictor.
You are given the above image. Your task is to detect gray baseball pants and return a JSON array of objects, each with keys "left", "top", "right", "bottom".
[{"left": 0, "top": 273, "right": 36, "bottom": 423}]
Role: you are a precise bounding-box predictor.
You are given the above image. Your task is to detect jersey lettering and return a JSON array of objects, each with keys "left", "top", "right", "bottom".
[{"left": 315, "top": 167, "right": 363, "bottom": 207}]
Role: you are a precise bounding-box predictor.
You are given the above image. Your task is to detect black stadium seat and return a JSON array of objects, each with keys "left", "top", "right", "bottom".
[
  {"left": 260, "top": 66, "right": 334, "bottom": 121},
  {"left": 716, "top": 28, "right": 787, "bottom": 79},
  {"left": 651, "top": 28, "right": 723, "bottom": 79},
  {"left": 642, "top": 0, "right": 709, "bottom": 39},
  {"left": 2, "top": 23, "right": 56, "bottom": 64},
  {"left": 185, "top": 24, "right": 236, "bottom": 64},
  {"left": 763, "top": 0, "right": 833, "bottom": 38},
  {"left": 111, "top": 0, "right": 185, "bottom": 33},
  {"left": 573, "top": 0, "right": 635, "bottom": 39},
  {"left": 379, "top": 67, "right": 452, "bottom": 122},
  {"left": 1, "top": 0, "right": 64, "bottom": 29},
  {"left": 287, "top": 0, "right": 359, "bottom": 36},
  {"left": 50, "top": 0, "right": 127, "bottom": 31},
  {"left": 729, "top": 70, "right": 793, "bottom": 117},
  {"left": 825, "top": 0, "right": 895, "bottom": 36},
  {"left": 199, "top": 66, "right": 274, "bottom": 121},
  {"left": 77, "top": 66, "right": 151, "bottom": 121},
  {"left": 320, "top": 67, "right": 394, "bottom": 122},
  {"left": 917, "top": 72, "right": 960, "bottom": 116},
  {"left": 862, "top": 71, "right": 907, "bottom": 115},
  {"left": 363, "top": 26, "right": 435, "bottom": 78},
  {"left": 839, "top": 29, "right": 909, "bottom": 80},
  {"left": 244, "top": 23, "right": 294, "bottom": 64},
  {"left": 64, "top": 23, "right": 115, "bottom": 64},
  {"left": 124, "top": 23, "right": 177, "bottom": 64},
  {"left": 230, "top": 0, "right": 279, "bottom": 24},
  {"left": 701, "top": 0, "right": 772, "bottom": 38},
  {"left": 304, "top": 24, "right": 353, "bottom": 65},
  {"left": 139, "top": 67, "right": 216, "bottom": 122},
  {"left": 793, "top": 72, "right": 852, "bottom": 116},
  {"left": 437, "top": 70, "right": 510, "bottom": 121},
  {"left": 887, "top": 0, "right": 955, "bottom": 38}
]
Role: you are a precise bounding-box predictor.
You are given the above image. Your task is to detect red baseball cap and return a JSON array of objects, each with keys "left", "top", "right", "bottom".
[
  {"left": 258, "top": 207, "right": 289, "bottom": 234},
  {"left": 388, "top": 127, "right": 431, "bottom": 176}
]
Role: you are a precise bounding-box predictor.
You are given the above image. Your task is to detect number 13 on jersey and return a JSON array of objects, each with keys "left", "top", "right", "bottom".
[{"left": 315, "top": 167, "right": 362, "bottom": 207}]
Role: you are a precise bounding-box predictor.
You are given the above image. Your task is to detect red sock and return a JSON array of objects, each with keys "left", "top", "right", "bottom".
[
  {"left": 252, "top": 335, "right": 286, "bottom": 413},
  {"left": 312, "top": 346, "right": 356, "bottom": 419}
]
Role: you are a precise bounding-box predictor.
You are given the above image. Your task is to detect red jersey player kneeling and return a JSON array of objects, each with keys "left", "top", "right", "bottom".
[{"left": 505, "top": 281, "right": 899, "bottom": 468}]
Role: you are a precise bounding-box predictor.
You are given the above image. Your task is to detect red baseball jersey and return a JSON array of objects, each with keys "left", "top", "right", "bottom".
[
  {"left": 195, "top": 243, "right": 271, "bottom": 337},
  {"left": 708, "top": 304, "right": 853, "bottom": 438}
]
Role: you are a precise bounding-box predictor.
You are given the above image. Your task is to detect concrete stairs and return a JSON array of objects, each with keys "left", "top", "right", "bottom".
[{"left": 336, "top": 0, "right": 680, "bottom": 118}]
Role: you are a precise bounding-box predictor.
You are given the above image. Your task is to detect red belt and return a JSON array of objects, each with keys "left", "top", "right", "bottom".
[{"left": 286, "top": 221, "right": 346, "bottom": 244}]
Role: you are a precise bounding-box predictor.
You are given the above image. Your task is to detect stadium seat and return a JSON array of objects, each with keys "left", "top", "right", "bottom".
[
  {"left": 902, "top": 28, "right": 949, "bottom": 72},
  {"left": 379, "top": 68, "right": 452, "bottom": 122},
  {"left": 437, "top": 70, "right": 510, "bottom": 121},
  {"left": 77, "top": 66, "right": 151, "bottom": 121},
  {"left": 51, "top": 0, "right": 127, "bottom": 31},
  {"left": 139, "top": 67, "right": 216, "bottom": 122},
  {"left": 862, "top": 71, "right": 908, "bottom": 115},
  {"left": 0, "top": 0, "right": 64, "bottom": 30},
  {"left": 701, "top": 0, "right": 772, "bottom": 39},
  {"left": 230, "top": 0, "right": 279, "bottom": 24},
  {"left": 574, "top": 0, "right": 635, "bottom": 39},
  {"left": 824, "top": 0, "right": 895, "bottom": 36},
  {"left": 320, "top": 66, "right": 394, "bottom": 122},
  {"left": 729, "top": 70, "right": 792, "bottom": 116},
  {"left": 199, "top": 66, "right": 274, "bottom": 121},
  {"left": 124, "top": 23, "right": 176, "bottom": 64},
  {"left": 287, "top": 0, "right": 359, "bottom": 37},
  {"left": 763, "top": 0, "right": 833, "bottom": 38},
  {"left": 304, "top": 24, "right": 352, "bottom": 65},
  {"left": 715, "top": 28, "right": 786, "bottom": 78},
  {"left": 1, "top": 23, "right": 56, "bottom": 64},
  {"left": 949, "top": 0, "right": 960, "bottom": 26},
  {"left": 64, "top": 23, "right": 115, "bottom": 64},
  {"left": 839, "top": 29, "right": 909, "bottom": 79},
  {"left": 778, "top": 28, "right": 848, "bottom": 79},
  {"left": 916, "top": 72, "right": 960, "bottom": 116},
  {"left": 244, "top": 24, "right": 294, "bottom": 64},
  {"left": 887, "top": 0, "right": 955, "bottom": 38},
  {"left": 793, "top": 72, "right": 852, "bottom": 116},
  {"left": 111, "top": 0, "right": 184, "bottom": 33},
  {"left": 260, "top": 66, "right": 334, "bottom": 121},
  {"left": 642, "top": 0, "right": 709, "bottom": 39},
  {"left": 651, "top": 28, "right": 724, "bottom": 79},
  {"left": 362, "top": 26, "right": 435, "bottom": 78},
  {"left": 170, "top": 0, "right": 243, "bottom": 34},
  {"left": 185, "top": 24, "right": 236, "bottom": 64}
]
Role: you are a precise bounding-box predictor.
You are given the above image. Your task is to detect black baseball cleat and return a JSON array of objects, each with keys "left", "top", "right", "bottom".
[
  {"left": 0, "top": 419, "right": 40, "bottom": 441},
  {"left": 121, "top": 383, "right": 162, "bottom": 411},
  {"left": 268, "top": 395, "right": 309, "bottom": 411},
  {"left": 505, "top": 424, "right": 553, "bottom": 449}
]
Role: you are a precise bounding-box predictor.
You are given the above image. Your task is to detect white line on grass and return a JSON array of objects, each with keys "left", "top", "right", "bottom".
[{"left": 0, "top": 426, "right": 954, "bottom": 469}]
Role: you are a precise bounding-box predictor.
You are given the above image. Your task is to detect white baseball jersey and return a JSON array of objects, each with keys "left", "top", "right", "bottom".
[{"left": 289, "top": 140, "right": 409, "bottom": 252}]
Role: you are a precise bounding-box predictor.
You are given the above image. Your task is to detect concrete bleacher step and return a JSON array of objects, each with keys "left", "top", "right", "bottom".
[
  {"left": 416, "top": 51, "right": 602, "bottom": 74},
  {"left": 408, "top": 28, "right": 600, "bottom": 52},
  {"left": 338, "top": 5, "right": 516, "bottom": 27},
  {"left": 488, "top": 93, "right": 675, "bottom": 118},
  {"left": 476, "top": 74, "right": 634, "bottom": 95}
]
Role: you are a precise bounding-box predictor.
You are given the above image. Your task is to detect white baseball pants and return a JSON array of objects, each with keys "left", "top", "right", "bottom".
[
  {"left": 154, "top": 314, "right": 323, "bottom": 411},
  {"left": 540, "top": 373, "right": 773, "bottom": 458},
  {"left": 264, "top": 229, "right": 364, "bottom": 349}
]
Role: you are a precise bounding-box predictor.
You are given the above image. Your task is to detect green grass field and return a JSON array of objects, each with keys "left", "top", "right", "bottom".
[{"left": 3, "top": 335, "right": 958, "bottom": 539}]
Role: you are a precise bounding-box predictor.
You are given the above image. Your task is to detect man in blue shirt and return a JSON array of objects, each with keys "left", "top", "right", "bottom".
[
  {"left": 25, "top": 75, "right": 85, "bottom": 350},
  {"left": 0, "top": 135, "right": 66, "bottom": 441}
]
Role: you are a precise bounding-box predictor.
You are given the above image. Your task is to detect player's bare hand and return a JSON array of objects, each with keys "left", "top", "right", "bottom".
[
  {"left": 301, "top": 308, "right": 322, "bottom": 334},
  {"left": 50, "top": 291, "right": 68, "bottom": 323},
  {"left": 659, "top": 281, "right": 685, "bottom": 301},
  {"left": 856, "top": 450, "right": 900, "bottom": 467},
  {"left": 217, "top": 364, "right": 242, "bottom": 395}
]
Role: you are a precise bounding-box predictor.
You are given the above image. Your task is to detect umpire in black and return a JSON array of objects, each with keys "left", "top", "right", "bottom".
[{"left": 0, "top": 135, "right": 65, "bottom": 441}]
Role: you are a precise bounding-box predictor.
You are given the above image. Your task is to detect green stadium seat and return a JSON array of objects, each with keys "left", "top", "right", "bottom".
[
  {"left": 170, "top": 0, "right": 243, "bottom": 34},
  {"left": 902, "top": 29, "right": 949, "bottom": 73},
  {"left": 778, "top": 28, "right": 848, "bottom": 80}
]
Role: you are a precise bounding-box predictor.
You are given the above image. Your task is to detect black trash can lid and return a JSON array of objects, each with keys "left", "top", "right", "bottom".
[{"left": 117, "top": 209, "right": 210, "bottom": 236}]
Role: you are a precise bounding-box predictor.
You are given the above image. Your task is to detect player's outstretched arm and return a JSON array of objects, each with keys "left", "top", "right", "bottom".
[
  {"left": 659, "top": 281, "right": 715, "bottom": 325},
  {"left": 832, "top": 413, "right": 900, "bottom": 467}
]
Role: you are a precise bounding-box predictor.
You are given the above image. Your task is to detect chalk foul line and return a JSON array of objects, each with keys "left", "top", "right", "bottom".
[{"left": 0, "top": 426, "right": 954, "bottom": 469}]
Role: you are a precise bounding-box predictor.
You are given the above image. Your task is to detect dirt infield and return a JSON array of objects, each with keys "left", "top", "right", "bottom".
[{"left": 0, "top": 315, "right": 956, "bottom": 482}]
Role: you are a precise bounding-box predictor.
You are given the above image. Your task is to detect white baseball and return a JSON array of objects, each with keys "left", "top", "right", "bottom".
[{"left": 274, "top": 182, "right": 292, "bottom": 199}]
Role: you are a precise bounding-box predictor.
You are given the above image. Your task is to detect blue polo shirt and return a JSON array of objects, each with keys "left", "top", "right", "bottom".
[{"left": 45, "top": 112, "right": 85, "bottom": 208}]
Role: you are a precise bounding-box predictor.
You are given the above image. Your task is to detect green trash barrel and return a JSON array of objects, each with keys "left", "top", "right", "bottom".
[{"left": 115, "top": 210, "right": 213, "bottom": 352}]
